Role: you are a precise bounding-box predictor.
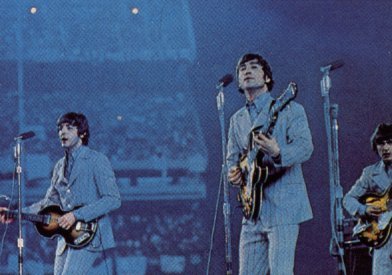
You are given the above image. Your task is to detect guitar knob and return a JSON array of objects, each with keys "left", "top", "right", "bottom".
[{"left": 75, "top": 222, "right": 81, "bottom": 231}]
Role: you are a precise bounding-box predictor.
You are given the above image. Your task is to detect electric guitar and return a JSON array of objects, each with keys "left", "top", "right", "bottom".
[
  {"left": 1, "top": 205, "right": 97, "bottom": 248},
  {"left": 237, "top": 82, "right": 298, "bottom": 220},
  {"left": 352, "top": 187, "right": 392, "bottom": 249}
]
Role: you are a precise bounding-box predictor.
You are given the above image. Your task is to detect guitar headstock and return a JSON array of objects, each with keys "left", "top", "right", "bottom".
[
  {"left": 278, "top": 81, "right": 297, "bottom": 102},
  {"left": 272, "top": 81, "right": 298, "bottom": 114}
]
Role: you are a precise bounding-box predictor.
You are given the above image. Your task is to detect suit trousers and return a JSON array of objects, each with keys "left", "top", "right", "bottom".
[
  {"left": 54, "top": 245, "right": 110, "bottom": 275},
  {"left": 239, "top": 220, "right": 299, "bottom": 275},
  {"left": 373, "top": 234, "right": 392, "bottom": 275}
]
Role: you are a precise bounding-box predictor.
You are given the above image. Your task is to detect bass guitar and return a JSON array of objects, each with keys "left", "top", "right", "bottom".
[
  {"left": 352, "top": 187, "right": 392, "bottom": 249},
  {"left": 1, "top": 205, "right": 97, "bottom": 248},
  {"left": 237, "top": 82, "right": 298, "bottom": 220}
]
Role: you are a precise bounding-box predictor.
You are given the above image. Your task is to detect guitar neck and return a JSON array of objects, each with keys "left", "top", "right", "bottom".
[{"left": 1, "top": 210, "right": 50, "bottom": 225}]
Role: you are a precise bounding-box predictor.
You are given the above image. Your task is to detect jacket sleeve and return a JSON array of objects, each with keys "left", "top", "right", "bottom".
[
  {"left": 226, "top": 115, "right": 242, "bottom": 170},
  {"left": 73, "top": 154, "right": 121, "bottom": 222},
  {"left": 343, "top": 169, "right": 370, "bottom": 217},
  {"left": 274, "top": 103, "right": 313, "bottom": 168}
]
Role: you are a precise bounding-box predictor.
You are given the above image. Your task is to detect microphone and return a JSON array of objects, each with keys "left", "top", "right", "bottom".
[
  {"left": 320, "top": 60, "right": 344, "bottom": 73},
  {"left": 14, "top": 131, "right": 35, "bottom": 141},
  {"left": 216, "top": 74, "right": 234, "bottom": 89}
]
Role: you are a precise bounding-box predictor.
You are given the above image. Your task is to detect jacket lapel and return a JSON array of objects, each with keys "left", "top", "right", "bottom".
[
  {"left": 56, "top": 157, "right": 68, "bottom": 184},
  {"left": 68, "top": 147, "right": 88, "bottom": 186},
  {"left": 252, "top": 96, "right": 274, "bottom": 131},
  {"left": 372, "top": 161, "right": 391, "bottom": 191}
]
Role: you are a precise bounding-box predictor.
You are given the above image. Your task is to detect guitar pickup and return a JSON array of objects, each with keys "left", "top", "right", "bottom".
[
  {"left": 75, "top": 221, "right": 97, "bottom": 232},
  {"left": 74, "top": 232, "right": 91, "bottom": 245}
]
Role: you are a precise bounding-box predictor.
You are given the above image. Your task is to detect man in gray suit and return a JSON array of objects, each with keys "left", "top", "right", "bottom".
[
  {"left": 343, "top": 123, "right": 392, "bottom": 275},
  {"left": 1, "top": 112, "right": 121, "bottom": 274},
  {"left": 227, "top": 53, "right": 313, "bottom": 275}
]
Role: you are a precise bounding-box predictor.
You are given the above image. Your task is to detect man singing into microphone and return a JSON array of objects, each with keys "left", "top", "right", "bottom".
[
  {"left": 227, "top": 53, "right": 313, "bottom": 274},
  {"left": 343, "top": 123, "right": 392, "bottom": 275},
  {"left": 1, "top": 112, "right": 121, "bottom": 274}
]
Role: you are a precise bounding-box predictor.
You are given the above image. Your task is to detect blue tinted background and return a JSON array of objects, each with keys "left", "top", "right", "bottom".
[{"left": 0, "top": 1, "right": 391, "bottom": 274}]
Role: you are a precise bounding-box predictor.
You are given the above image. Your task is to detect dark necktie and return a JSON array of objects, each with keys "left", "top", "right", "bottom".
[
  {"left": 64, "top": 152, "right": 73, "bottom": 179},
  {"left": 248, "top": 102, "right": 258, "bottom": 124}
]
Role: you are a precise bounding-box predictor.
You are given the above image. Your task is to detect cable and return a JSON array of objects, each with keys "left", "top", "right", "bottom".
[{"left": 205, "top": 168, "right": 223, "bottom": 275}]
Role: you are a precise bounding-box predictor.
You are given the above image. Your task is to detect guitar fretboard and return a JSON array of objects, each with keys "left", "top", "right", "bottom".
[{"left": 1, "top": 210, "right": 51, "bottom": 225}]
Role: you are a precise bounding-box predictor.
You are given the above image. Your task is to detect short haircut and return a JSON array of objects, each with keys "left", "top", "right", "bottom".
[
  {"left": 370, "top": 123, "right": 392, "bottom": 152},
  {"left": 57, "top": 112, "right": 90, "bottom": 145},
  {"left": 236, "top": 53, "right": 275, "bottom": 93}
]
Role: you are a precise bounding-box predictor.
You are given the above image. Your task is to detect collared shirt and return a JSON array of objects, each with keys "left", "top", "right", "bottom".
[
  {"left": 245, "top": 92, "right": 272, "bottom": 125},
  {"left": 226, "top": 91, "right": 314, "bottom": 226},
  {"left": 64, "top": 145, "right": 82, "bottom": 179},
  {"left": 386, "top": 163, "right": 392, "bottom": 178},
  {"left": 344, "top": 160, "right": 392, "bottom": 217}
]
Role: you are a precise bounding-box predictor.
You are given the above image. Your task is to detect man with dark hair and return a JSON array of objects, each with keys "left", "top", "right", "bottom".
[
  {"left": 1, "top": 112, "right": 121, "bottom": 274},
  {"left": 227, "top": 53, "right": 313, "bottom": 274},
  {"left": 343, "top": 123, "right": 392, "bottom": 275}
]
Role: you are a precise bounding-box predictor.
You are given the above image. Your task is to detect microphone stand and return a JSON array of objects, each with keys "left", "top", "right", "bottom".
[
  {"left": 14, "top": 137, "right": 25, "bottom": 275},
  {"left": 206, "top": 84, "right": 233, "bottom": 275},
  {"left": 320, "top": 67, "right": 346, "bottom": 275}
]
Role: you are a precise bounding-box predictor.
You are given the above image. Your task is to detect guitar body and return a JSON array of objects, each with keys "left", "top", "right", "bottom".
[
  {"left": 236, "top": 82, "right": 298, "bottom": 220},
  {"left": 353, "top": 188, "right": 392, "bottom": 249},
  {"left": 238, "top": 151, "right": 268, "bottom": 220},
  {"left": 35, "top": 205, "right": 98, "bottom": 248},
  {"left": 2, "top": 205, "right": 97, "bottom": 248}
]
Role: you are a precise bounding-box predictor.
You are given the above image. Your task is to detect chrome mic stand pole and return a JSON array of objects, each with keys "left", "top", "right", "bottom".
[
  {"left": 320, "top": 61, "right": 346, "bottom": 275},
  {"left": 12, "top": 131, "right": 35, "bottom": 275},
  {"left": 216, "top": 87, "right": 233, "bottom": 275},
  {"left": 206, "top": 75, "right": 233, "bottom": 275},
  {"left": 14, "top": 137, "right": 24, "bottom": 275},
  {"left": 331, "top": 104, "right": 346, "bottom": 274}
]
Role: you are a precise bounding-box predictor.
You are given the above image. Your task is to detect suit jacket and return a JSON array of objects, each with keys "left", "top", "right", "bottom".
[
  {"left": 27, "top": 146, "right": 121, "bottom": 254},
  {"left": 343, "top": 160, "right": 391, "bottom": 217},
  {"left": 227, "top": 92, "right": 313, "bottom": 227}
]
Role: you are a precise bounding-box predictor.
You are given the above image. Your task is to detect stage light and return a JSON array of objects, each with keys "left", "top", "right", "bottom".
[{"left": 29, "top": 6, "right": 38, "bottom": 14}]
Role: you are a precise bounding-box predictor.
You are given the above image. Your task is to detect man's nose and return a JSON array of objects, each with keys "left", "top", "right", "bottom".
[
  {"left": 381, "top": 143, "right": 391, "bottom": 150},
  {"left": 59, "top": 127, "right": 66, "bottom": 134}
]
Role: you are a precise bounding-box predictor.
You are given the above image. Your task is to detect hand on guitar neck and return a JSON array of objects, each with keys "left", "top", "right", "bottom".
[
  {"left": 0, "top": 206, "right": 76, "bottom": 230},
  {"left": 252, "top": 132, "right": 281, "bottom": 159}
]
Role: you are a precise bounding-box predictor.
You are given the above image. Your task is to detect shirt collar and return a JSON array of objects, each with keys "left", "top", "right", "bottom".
[
  {"left": 66, "top": 144, "right": 84, "bottom": 161},
  {"left": 246, "top": 92, "right": 272, "bottom": 113}
]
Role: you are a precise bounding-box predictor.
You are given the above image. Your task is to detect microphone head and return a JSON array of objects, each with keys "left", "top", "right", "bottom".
[
  {"left": 15, "top": 131, "right": 36, "bottom": 141},
  {"left": 218, "top": 74, "right": 234, "bottom": 87},
  {"left": 320, "top": 60, "right": 344, "bottom": 72}
]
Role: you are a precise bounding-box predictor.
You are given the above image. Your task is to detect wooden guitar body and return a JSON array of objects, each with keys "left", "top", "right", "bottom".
[
  {"left": 1, "top": 205, "right": 98, "bottom": 248},
  {"left": 353, "top": 188, "right": 392, "bottom": 249},
  {"left": 236, "top": 82, "right": 298, "bottom": 220}
]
